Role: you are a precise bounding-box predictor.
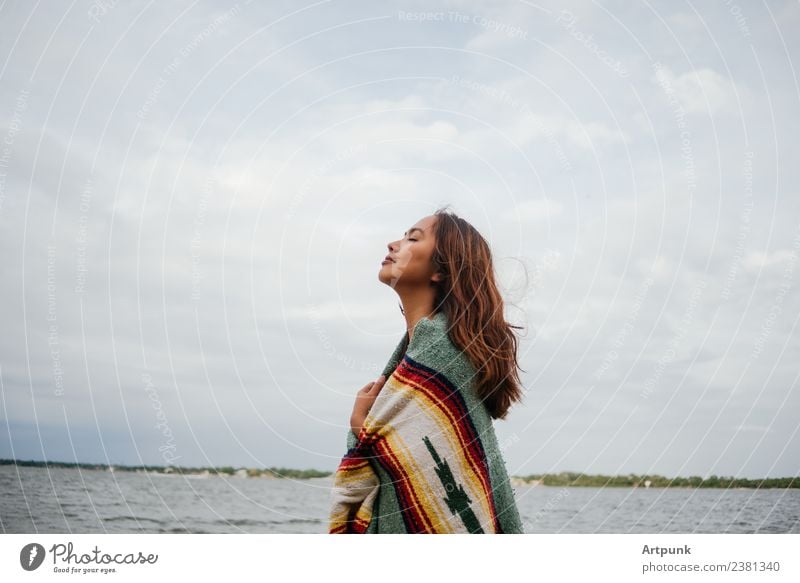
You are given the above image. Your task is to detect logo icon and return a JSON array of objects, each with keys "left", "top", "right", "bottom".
[{"left": 20, "top": 543, "right": 46, "bottom": 571}]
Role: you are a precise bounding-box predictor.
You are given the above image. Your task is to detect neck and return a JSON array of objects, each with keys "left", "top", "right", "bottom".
[{"left": 397, "top": 287, "right": 437, "bottom": 342}]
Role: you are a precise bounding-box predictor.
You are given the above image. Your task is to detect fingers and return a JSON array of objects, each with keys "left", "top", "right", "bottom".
[
  {"left": 359, "top": 375, "right": 386, "bottom": 396},
  {"left": 366, "top": 375, "right": 386, "bottom": 393}
]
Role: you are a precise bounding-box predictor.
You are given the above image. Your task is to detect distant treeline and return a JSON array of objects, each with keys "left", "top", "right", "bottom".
[
  {"left": 2, "top": 460, "right": 796, "bottom": 487},
  {"left": 516, "top": 471, "right": 798, "bottom": 489},
  {"left": 0, "top": 459, "right": 328, "bottom": 479}
]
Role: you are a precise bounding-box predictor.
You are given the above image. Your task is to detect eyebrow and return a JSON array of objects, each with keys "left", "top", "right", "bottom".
[{"left": 404, "top": 228, "right": 424, "bottom": 236}]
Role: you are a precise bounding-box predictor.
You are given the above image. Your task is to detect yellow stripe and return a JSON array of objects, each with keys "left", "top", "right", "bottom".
[
  {"left": 336, "top": 462, "right": 371, "bottom": 475},
  {"left": 329, "top": 508, "right": 350, "bottom": 532},
  {"left": 334, "top": 468, "right": 374, "bottom": 487},
  {"left": 384, "top": 425, "right": 456, "bottom": 533},
  {"left": 395, "top": 371, "right": 494, "bottom": 524},
  {"left": 353, "top": 503, "right": 372, "bottom": 529},
  {"left": 390, "top": 371, "right": 494, "bottom": 528}
]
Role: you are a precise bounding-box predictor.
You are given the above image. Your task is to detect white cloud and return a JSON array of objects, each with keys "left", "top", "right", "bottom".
[
  {"left": 653, "top": 66, "right": 740, "bottom": 115},
  {"left": 502, "top": 198, "right": 564, "bottom": 222},
  {"left": 742, "top": 249, "right": 796, "bottom": 272}
]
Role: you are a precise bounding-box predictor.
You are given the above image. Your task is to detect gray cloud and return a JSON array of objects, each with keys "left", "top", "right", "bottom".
[{"left": 1, "top": 0, "right": 798, "bottom": 480}]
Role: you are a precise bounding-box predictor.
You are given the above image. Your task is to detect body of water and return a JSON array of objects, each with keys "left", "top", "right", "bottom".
[{"left": 2, "top": 466, "right": 797, "bottom": 533}]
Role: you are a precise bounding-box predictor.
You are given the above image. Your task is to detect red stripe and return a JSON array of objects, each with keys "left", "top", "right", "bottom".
[
  {"left": 396, "top": 358, "right": 501, "bottom": 532},
  {"left": 373, "top": 437, "right": 436, "bottom": 533}
]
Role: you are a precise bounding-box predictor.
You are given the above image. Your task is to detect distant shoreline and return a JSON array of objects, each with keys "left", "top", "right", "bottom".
[
  {"left": 0, "top": 459, "right": 324, "bottom": 480},
  {"left": 2, "top": 459, "right": 796, "bottom": 488}
]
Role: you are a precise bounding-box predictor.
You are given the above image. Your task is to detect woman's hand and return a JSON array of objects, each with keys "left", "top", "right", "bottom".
[{"left": 350, "top": 375, "right": 386, "bottom": 436}]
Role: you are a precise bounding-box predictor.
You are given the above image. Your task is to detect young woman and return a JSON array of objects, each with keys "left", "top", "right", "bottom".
[{"left": 329, "top": 206, "right": 526, "bottom": 534}]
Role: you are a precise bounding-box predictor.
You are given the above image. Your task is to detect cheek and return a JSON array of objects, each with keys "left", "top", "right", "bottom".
[
  {"left": 396, "top": 243, "right": 432, "bottom": 270},
  {"left": 404, "top": 251, "right": 433, "bottom": 275},
  {"left": 414, "top": 244, "right": 434, "bottom": 267}
]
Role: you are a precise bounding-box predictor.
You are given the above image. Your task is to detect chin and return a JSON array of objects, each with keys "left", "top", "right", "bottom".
[{"left": 378, "top": 269, "right": 399, "bottom": 287}]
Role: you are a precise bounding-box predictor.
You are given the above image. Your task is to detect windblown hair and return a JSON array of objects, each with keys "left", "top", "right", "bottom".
[{"left": 426, "top": 206, "right": 525, "bottom": 420}]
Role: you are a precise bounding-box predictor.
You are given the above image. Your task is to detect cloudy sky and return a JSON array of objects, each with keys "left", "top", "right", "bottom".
[{"left": 1, "top": 0, "right": 798, "bottom": 480}]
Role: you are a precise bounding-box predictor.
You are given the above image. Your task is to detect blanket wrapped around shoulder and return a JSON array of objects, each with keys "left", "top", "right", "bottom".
[{"left": 328, "top": 311, "right": 524, "bottom": 534}]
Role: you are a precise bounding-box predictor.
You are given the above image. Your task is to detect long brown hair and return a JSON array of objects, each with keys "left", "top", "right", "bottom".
[{"left": 427, "top": 206, "right": 525, "bottom": 420}]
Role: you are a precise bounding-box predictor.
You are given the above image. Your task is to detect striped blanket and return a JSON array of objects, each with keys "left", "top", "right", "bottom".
[{"left": 328, "top": 311, "right": 523, "bottom": 534}]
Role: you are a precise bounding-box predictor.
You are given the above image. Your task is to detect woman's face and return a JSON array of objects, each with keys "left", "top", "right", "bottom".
[{"left": 379, "top": 215, "right": 440, "bottom": 288}]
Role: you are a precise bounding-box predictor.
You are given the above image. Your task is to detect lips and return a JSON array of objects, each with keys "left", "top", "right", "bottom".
[{"left": 383, "top": 255, "right": 395, "bottom": 263}]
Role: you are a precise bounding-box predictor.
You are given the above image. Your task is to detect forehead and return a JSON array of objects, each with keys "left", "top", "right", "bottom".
[{"left": 406, "top": 215, "right": 437, "bottom": 234}]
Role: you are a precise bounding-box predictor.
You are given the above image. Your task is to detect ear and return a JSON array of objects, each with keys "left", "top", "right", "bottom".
[{"left": 431, "top": 271, "right": 442, "bottom": 283}]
